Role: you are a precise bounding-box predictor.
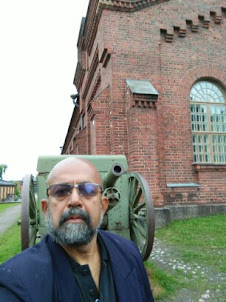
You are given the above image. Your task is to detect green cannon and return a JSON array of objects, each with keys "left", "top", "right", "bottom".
[{"left": 21, "top": 155, "right": 155, "bottom": 260}]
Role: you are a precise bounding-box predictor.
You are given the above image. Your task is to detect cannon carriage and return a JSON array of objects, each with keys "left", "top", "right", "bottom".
[{"left": 21, "top": 155, "right": 155, "bottom": 260}]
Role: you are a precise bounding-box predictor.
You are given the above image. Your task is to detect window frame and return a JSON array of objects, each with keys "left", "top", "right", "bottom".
[{"left": 190, "top": 81, "right": 226, "bottom": 164}]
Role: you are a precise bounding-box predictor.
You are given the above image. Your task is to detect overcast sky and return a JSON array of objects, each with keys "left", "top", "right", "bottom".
[{"left": 0, "top": 0, "right": 89, "bottom": 180}]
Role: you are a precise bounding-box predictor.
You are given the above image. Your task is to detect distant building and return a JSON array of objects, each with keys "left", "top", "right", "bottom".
[
  {"left": 0, "top": 180, "right": 16, "bottom": 202},
  {"left": 62, "top": 0, "right": 226, "bottom": 207}
]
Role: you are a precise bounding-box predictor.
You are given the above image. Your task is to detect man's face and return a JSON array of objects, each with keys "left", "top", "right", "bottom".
[
  {"left": 41, "top": 159, "right": 108, "bottom": 247},
  {"left": 46, "top": 204, "right": 103, "bottom": 246}
]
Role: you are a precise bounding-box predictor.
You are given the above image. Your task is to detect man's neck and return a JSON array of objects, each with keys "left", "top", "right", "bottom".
[
  {"left": 61, "top": 234, "right": 101, "bottom": 290},
  {"left": 61, "top": 234, "right": 100, "bottom": 265}
]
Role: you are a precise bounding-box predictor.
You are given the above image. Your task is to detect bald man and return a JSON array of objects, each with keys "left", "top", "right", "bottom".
[{"left": 0, "top": 158, "right": 154, "bottom": 302}]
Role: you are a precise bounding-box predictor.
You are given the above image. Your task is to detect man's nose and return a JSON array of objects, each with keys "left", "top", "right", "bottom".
[{"left": 67, "top": 187, "right": 82, "bottom": 207}]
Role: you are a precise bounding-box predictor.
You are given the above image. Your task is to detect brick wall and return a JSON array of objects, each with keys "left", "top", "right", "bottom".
[{"left": 63, "top": 0, "right": 226, "bottom": 206}]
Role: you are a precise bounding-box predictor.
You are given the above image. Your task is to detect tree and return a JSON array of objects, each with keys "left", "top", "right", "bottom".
[
  {"left": 0, "top": 164, "right": 8, "bottom": 180},
  {"left": 14, "top": 181, "right": 21, "bottom": 198}
]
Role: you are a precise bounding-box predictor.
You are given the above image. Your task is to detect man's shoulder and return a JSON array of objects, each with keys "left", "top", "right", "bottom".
[
  {"left": 98, "top": 230, "right": 154, "bottom": 301},
  {"left": 0, "top": 236, "right": 55, "bottom": 301},
  {"left": 99, "top": 229, "right": 136, "bottom": 245},
  {"left": 0, "top": 235, "right": 57, "bottom": 289},
  {"left": 98, "top": 230, "right": 141, "bottom": 258},
  {"left": 0, "top": 235, "right": 51, "bottom": 270}
]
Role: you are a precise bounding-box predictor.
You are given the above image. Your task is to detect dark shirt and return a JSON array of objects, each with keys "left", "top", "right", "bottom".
[{"left": 67, "top": 235, "right": 117, "bottom": 302}]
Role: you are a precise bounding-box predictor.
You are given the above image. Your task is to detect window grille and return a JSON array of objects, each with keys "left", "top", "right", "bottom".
[{"left": 190, "top": 81, "right": 226, "bottom": 163}]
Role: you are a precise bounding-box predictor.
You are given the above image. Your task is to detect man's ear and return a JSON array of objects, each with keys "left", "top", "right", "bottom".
[
  {"left": 101, "top": 196, "right": 109, "bottom": 214},
  {"left": 41, "top": 199, "right": 48, "bottom": 215}
]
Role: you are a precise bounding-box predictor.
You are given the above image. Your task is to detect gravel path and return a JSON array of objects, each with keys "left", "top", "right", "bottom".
[
  {"left": 0, "top": 204, "right": 21, "bottom": 235},
  {"left": 150, "top": 238, "right": 226, "bottom": 301}
]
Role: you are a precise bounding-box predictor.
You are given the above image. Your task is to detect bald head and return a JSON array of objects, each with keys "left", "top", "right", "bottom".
[{"left": 46, "top": 157, "right": 102, "bottom": 186}]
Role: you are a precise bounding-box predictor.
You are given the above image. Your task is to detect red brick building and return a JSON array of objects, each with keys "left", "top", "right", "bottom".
[{"left": 62, "top": 0, "right": 226, "bottom": 207}]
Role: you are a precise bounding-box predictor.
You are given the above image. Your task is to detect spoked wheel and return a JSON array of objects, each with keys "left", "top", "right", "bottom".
[
  {"left": 128, "top": 172, "right": 155, "bottom": 260},
  {"left": 21, "top": 174, "right": 38, "bottom": 250}
]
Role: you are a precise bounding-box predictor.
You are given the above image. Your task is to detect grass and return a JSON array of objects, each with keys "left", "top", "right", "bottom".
[
  {"left": 0, "top": 202, "right": 18, "bottom": 214},
  {"left": 145, "top": 214, "right": 226, "bottom": 300},
  {"left": 145, "top": 261, "right": 182, "bottom": 300},
  {"left": 156, "top": 214, "right": 226, "bottom": 272},
  {"left": 0, "top": 222, "right": 21, "bottom": 264}
]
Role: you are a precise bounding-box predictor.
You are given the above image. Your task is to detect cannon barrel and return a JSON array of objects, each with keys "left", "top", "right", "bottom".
[{"left": 102, "top": 163, "right": 124, "bottom": 188}]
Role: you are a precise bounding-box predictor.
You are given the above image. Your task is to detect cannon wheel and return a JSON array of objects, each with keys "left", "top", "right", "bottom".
[
  {"left": 21, "top": 174, "right": 38, "bottom": 250},
  {"left": 128, "top": 172, "right": 155, "bottom": 261}
]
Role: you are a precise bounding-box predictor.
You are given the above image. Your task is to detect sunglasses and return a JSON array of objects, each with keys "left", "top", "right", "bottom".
[{"left": 47, "top": 183, "right": 103, "bottom": 199}]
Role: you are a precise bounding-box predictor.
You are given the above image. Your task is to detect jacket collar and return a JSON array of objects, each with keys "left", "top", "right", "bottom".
[{"left": 98, "top": 230, "right": 134, "bottom": 279}]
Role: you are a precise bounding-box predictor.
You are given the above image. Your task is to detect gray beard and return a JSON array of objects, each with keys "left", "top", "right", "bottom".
[{"left": 46, "top": 207, "right": 98, "bottom": 247}]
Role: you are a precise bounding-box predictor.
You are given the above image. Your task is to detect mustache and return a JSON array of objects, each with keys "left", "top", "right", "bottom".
[{"left": 59, "top": 207, "right": 90, "bottom": 226}]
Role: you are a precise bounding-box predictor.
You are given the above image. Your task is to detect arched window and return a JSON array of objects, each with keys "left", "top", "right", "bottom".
[{"left": 190, "top": 81, "right": 226, "bottom": 163}]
